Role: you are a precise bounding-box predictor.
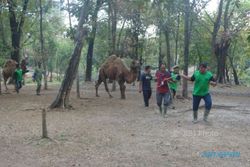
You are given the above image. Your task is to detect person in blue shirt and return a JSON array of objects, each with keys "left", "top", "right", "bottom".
[{"left": 139, "top": 65, "right": 153, "bottom": 107}]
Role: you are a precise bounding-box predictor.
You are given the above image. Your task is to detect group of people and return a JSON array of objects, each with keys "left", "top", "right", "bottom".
[
  {"left": 13, "top": 63, "right": 43, "bottom": 95},
  {"left": 139, "top": 63, "right": 217, "bottom": 123}
]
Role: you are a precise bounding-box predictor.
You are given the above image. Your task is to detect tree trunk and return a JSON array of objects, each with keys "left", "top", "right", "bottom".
[
  {"left": 211, "top": 0, "right": 223, "bottom": 68},
  {"left": 158, "top": 30, "right": 163, "bottom": 69},
  {"left": 108, "top": 0, "right": 117, "bottom": 55},
  {"left": 50, "top": 0, "right": 90, "bottom": 109},
  {"left": 85, "top": 0, "right": 103, "bottom": 81},
  {"left": 76, "top": 70, "right": 80, "bottom": 98},
  {"left": 39, "top": 0, "right": 48, "bottom": 90},
  {"left": 0, "top": 10, "right": 8, "bottom": 49},
  {"left": 164, "top": 28, "right": 171, "bottom": 71},
  {"left": 116, "top": 19, "right": 126, "bottom": 51},
  {"left": 67, "top": 0, "right": 80, "bottom": 97},
  {"left": 8, "top": 0, "right": 29, "bottom": 63},
  {"left": 85, "top": 38, "right": 94, "bottom": 81},
  {"left": 174, "top": 14, "right": 180, "bottom": 65},
  {"left": 108, "top": 0, "right": 117, "bottom": 91},
  {"left": 49, "top": 71, "right": 53, "bottom": 82},
  {"left": 225, "top": 64, "right": 230, "bottom": 83},
  {"left": 229, "top": 56, "right": 239, "bottom": 85},
  {"left": 182, "top": 0, "right": 190, "bottom": 98},
  {"left": 216, "top": 0, "right": 232, "bottom": 84}
]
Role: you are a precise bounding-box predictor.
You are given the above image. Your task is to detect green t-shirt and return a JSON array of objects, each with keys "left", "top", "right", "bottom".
[
  {"left": 169, "top": 72, "right": 180, "bottom": 91},
  {"left": 14, "top": 69, "right": 23, "bottom": 81},
  {"left": 191, "top": 70, "right": 214, "bottom": 96}
]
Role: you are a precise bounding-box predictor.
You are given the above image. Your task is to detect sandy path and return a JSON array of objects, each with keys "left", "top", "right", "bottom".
[{"left": 0, "top": 83, "right": 250, "bottom": 167}]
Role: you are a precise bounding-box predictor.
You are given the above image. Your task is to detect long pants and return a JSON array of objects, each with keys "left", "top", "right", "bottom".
[
  {"left": 170, "top": 88, "right": 176, "bottom": 99},
  {"left": 36, "top": 80, "right": 42, "bottom": 95},
  {"left": 142, "top": 89, "right": 152, "bottom": 107},
  {"left": 193, "top": 93, "right": 212, "bottom": 119},
  {"left": 156, "top": 91, "right": 171, "bottom": 107},
  {"left": 15, "top": 80, "right": 22, "bottom": 93}
]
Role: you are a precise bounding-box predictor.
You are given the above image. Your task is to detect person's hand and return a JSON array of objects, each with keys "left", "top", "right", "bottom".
[
  {"left": 179, "top": 73, "right": 184, "bottom": 77},
  {"left": 139, "top": 88, "right": 142, "bottom": 93},
  {"left": 210, "top": 81, "right": 217, "bottom": 87}
]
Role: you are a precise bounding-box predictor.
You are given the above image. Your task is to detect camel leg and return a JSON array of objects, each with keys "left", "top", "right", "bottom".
[
  {"left": 4, "top": 78, "right": 8, "bottom": 92},
  {"left": 119, "top": 81, "right": 126, "bottom": 99},
  {"left": 103, "top": 79, "right": 113, "bottom": 98},
  {"left": 95, "top": 79, "right": 102, "bottom": 97}
]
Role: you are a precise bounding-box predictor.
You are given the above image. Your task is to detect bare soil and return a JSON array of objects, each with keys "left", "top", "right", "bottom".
[{"left": 0, "top": 82, "right": 250, "bottom": 167}]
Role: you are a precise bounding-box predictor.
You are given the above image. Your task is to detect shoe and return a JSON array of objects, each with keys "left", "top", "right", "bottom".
[
  {"left": 192, "top": 119, "right": 198, "bottom": 124},
  {"left": 163, "top": 113, "right": 167, "bottom": 118},
  {"left": 203, "top": 110, "right": 210, "bottom": 122},
  {"left": 159, "top": 106, "right": 162, "bottom": 115},
  {"left": 203, "top": 116, "right": 208, "bottom": 122}
]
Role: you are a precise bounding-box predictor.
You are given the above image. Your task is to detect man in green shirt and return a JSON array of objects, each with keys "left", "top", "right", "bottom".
[
  {"left": 181, "top": 63, "right": 217, "bottom": 123},
  {"left": 32, "top": 64, "right": 43, "bottom": 95},
  {"left": 13, "top": 64, "right": 23, "bottom": 93}
]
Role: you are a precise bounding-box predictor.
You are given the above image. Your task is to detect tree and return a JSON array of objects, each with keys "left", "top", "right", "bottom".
[
  {"left": 182, "top": 0, "right": 190, "bottom": 98},
  {"left": 7, "top": 0, "right": 29, "bottom": 63},
  {"left": 50, "top": 0, "right": 90, "bottom": 109},
  {"left": 39, "top": 0, "right": 48, "bottom": 90},
  {"left": 85, "top": 0, "right": 103, "bottom": 81}
]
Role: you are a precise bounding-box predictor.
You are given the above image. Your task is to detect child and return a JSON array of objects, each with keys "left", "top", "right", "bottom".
[
  {"left": 139, "top": 65, "right": 152, "bottom": 107},
  {"left": 169, "top": 65, "right": 181, "bottom": 99}
]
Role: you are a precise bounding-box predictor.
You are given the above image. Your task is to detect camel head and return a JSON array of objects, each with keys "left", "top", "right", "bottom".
[
  {"left": 124, "top": 59, "right": 140, "bottom": 84},
  {"left": 130, "top": 59, "right": 140, "bottom": 73}
]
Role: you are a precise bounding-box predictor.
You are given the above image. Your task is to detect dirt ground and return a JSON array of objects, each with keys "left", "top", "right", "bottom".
[{"left": 0, "top": 82, "right": 250, "bottom": 167}]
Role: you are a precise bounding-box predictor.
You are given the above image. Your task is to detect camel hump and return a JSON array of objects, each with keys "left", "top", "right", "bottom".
[
  {"left": 4, "top": 59, "right": 17, "bottom": 68},
  {"left": 105, "top": 55, "right": 118, "bottom": 63}
]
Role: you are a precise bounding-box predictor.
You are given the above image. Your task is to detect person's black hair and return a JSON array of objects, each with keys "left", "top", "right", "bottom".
[
  {"left": 199, "top": 62, "right": 208, "bottom": 68},
  {"left": 145, "top": 65, "right": 151, "bottom": 71},
  {"left": 16, "top": 63, "right": 20, "bottom": 68}
]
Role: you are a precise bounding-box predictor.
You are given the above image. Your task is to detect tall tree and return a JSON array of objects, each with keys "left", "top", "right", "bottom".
[
  {"left": 66, "top": 0, "right": 81, "bottom": 98},
  {"left": 108, "top": 0, "right": 117, "bottom": 55},
  {"left": 182, "top": 0, "right": 190, "bottom": 98},
  {"left": 39, "top": 0, "right": 48, "bottom": 90},
  {"left": 85, "top": 0, "right": 103, "bottom": 81},
  {"left": 50, "top": 0, "right": 90, "bottom": 109},
  {"left": 7, "top": 0, "right": 29, "bottom": 63}
]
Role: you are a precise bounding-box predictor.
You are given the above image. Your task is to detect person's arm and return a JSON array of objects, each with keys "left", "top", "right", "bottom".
[
  {"left": 180, "top": 73, "right": 194, "bottom": 81},
  {"left": 139, "top": 74, "right": 143, "bottom": 93},
  {"left": 154, "top": 71, "right": 158, "bottom": 82},
  {"left": 209, "top": 76, "right": 217, "bottom": 87},
  {"left": 139, "top": 81, "right": 142, "bottom": 93}
]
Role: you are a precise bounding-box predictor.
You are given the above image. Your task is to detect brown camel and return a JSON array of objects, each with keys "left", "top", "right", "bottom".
[
  {"left": 2, "top": 59, "right": 18, "bottom": 91},
  {"left": 95, "top": 55, "right": 139, "bottom": 99}
]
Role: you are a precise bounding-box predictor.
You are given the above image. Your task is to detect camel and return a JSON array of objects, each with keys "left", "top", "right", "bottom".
[
  {"left": 95, "top": 55, "right": 140, "bottom": 99},
  {"left": 2, "top": 59, "right": 18, "bottom": 91}
]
